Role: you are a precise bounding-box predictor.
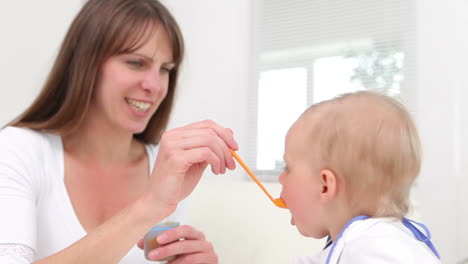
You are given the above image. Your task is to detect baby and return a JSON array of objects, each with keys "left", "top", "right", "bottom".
[{"left": 278, "top": 91, "right": 441, "bottom": 263}]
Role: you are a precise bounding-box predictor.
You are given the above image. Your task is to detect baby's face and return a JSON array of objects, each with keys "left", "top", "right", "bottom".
[{"left": 279, "top": 117, "right": 328, "bottom": 239}]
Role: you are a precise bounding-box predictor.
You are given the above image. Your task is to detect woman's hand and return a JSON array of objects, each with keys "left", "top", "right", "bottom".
[
  {"left": 137, "top": 225, "right": 218, "bottom": 263},
  {"left": 144, "top": 120, "right": 238, "bottom": 213}
]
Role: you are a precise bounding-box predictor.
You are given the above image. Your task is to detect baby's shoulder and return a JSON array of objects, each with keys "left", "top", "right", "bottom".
[{"left": 341, "top": 218, "right": 440, "bottom": 263}]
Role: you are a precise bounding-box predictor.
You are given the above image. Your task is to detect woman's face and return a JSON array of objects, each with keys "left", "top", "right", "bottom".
[{"left": 91, "top": 27, "right": 175, "bottom": 134}]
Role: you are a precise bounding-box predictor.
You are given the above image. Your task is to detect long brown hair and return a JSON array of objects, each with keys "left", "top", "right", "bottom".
[{"left": 9, "top": 0, "right": 184, "bottom": 144}]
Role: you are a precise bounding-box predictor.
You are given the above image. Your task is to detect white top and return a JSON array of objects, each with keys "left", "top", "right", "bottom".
[
  {"left": 0, "top": 126, "right": 186, "bottom": 263},
  {"left": 291, "top": 217, "right": 441, "bottom": 264}
]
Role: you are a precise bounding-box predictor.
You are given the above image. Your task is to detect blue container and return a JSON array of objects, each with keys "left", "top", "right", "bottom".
[{"left": 143, "top": 221, "right": 180, "bottom": 261}]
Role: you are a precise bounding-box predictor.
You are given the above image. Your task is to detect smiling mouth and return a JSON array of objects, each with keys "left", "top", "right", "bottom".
[{"left": 125, "top": 98, "right": 152, "bottom": 112}]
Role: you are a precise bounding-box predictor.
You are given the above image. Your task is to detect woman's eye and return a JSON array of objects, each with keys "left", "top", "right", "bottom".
[
  {"left": 127, "top": 60, "right": 143, "bottom": 68},
  {"left": 161, "top": 66, "right": 173, "bottom": 73}
]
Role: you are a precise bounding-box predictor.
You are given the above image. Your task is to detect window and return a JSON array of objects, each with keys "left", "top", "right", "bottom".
[
  {"left": 257, "top": 68, "right": 307, "bottom": 170},
  {"left": 250, "top": 0, "right": 416, "bottom": 179}
]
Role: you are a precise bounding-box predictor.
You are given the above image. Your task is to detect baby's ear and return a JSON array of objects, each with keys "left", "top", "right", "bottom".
[{"left": 319, "top": 169, "right": 337, "bottom": 202}]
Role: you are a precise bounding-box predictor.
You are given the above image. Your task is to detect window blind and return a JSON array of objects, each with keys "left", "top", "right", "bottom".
[{"left": 248, "top": 0, "right": 417, "bottom": 178}]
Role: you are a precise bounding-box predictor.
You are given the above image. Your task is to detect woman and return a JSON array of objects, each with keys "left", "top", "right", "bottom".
[{"left": 0, "top": 0, "right": 237, "bottom": 263}]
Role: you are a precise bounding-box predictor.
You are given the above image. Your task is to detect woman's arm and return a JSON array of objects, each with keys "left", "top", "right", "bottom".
[
  {"left": 0, "top": 127, "right": 161, "bottom": 264},
  {"left": 35, "top": 197, "right": 166, "bottom": 263},
  {"left": 37, "top": 120, "right": 237, "bottom": 263}
]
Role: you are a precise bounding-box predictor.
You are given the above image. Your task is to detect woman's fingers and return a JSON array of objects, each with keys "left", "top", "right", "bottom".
[
  {"left": 157, "top": 225, "right": 205, "bottom": 244},
  {"left": 152, "top": 147, "right": 219, "bottom": 203},
  {"left": 149, "top": 240, "right": 215, "bottom": 262},
  {"left": 147, "top": 225, "right": 218, "bottom": 263},
  {"left": 137, "top": 238, "right": 144, "bottom": 249},
  {"left": 148, "top": 120, "right": 238, "bottom": 207},
  {"left": 162, "top": 125, "right": 236, "bottom": 173},
  {"left": 179, "top": 147, "right": 221, "bottom": 175},
  {"left": 179, "top": 120, "right": 239, "bottom": 150},
  {"left": 177, "top": 134, "right": 231, "bottom": 174}
]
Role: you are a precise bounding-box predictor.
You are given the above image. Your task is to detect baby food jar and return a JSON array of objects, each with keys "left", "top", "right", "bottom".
[{"left": 144, "top": 221, "right": 180, "bottom": 261}]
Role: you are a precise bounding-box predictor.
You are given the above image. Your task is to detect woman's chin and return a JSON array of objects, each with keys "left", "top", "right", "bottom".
[{"left": 126, "top": 123, "right": 148, "bottom": 135}]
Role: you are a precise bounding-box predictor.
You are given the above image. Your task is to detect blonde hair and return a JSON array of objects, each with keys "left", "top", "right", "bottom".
[{"left": 303, "top": 91, "right": 421, "bottom": 219}]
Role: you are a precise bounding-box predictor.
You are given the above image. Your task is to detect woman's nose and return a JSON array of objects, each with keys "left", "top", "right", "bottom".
[{"left": 141, "top": 70, "right": 161, "bottom": 93}]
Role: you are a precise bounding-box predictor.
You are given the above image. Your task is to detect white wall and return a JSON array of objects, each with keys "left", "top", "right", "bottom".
[
  {"left": 1, "top": 0, "right": 467, "bottom": 263},
  {"left": 454, "top": 1, "right": 468, "bottom": 260},
  {"left": 0, "top": 1, "right": 83, "bottom": 125},
  {"left": 413, "top": 0, "right": 468, "bottom": 263}
]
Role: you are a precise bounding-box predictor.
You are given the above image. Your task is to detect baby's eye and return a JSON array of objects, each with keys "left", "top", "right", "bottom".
[{"left": 281, "top": 165, "right": 288, "bottom": 172}]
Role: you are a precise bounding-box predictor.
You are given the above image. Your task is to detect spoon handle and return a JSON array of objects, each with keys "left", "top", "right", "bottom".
[{"left": 230, "top": 150, "right": 276, "bottom": 203}]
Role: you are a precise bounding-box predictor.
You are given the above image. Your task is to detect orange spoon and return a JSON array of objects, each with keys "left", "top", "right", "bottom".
[{"left": 230, "top": 150, "right": 287, "bottom": 209}]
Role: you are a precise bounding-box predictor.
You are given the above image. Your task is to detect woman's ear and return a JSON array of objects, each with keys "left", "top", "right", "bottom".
[{"left": 319, "top": 169, "right": 337, "bottom": 202}]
